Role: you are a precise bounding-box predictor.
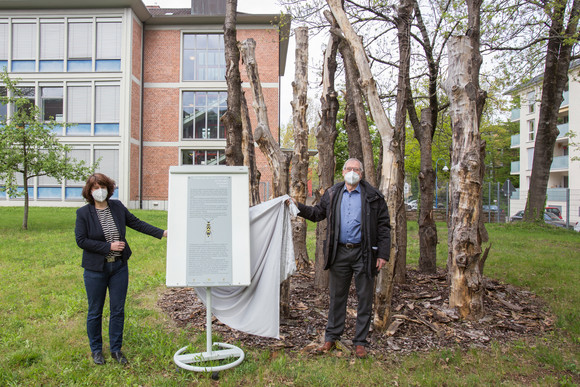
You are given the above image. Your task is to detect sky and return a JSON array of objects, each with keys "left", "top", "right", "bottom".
[{"left": 142, "top": 0, "right": 300, "bottom": 126}]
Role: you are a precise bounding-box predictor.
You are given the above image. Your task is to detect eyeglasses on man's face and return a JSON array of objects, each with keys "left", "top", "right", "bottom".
[{"left": 344, "top": 166, "right": 361, "bottom": 172}]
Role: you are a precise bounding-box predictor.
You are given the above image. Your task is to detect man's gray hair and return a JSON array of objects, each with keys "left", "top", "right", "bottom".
[{"left": 343, "top": 158, "right": 364, "bottom": 172}]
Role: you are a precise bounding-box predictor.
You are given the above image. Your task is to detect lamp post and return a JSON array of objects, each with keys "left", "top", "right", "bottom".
[{"left": 435, "top": 158, "right": 449, "bottom": 209}]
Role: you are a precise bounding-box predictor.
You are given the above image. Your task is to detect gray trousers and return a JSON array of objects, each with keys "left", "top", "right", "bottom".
[{"left": 325, "top": 245, "right": 374, "bottom": 346}]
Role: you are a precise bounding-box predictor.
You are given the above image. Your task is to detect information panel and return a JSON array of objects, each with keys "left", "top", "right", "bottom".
[{"left": 166, "top": 166, "right": 250, "bottom": 287}]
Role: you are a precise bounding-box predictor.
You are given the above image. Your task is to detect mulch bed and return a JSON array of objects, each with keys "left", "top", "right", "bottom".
[{"left": 157, "top": 268, "right": 554, "bottom": 357}]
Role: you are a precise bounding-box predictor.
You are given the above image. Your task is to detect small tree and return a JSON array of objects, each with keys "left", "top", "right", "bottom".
[{"left": 0, "top": 71, "right": 96, "bottom": 230}]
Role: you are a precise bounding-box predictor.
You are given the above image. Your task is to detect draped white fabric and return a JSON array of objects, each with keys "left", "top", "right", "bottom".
[{"left": 195, "top": 195, "right": 297, "bottom": 339}]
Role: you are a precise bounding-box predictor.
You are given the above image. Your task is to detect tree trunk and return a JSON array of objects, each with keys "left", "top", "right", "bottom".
[
  {"left": 327, "top": 0, "right": 407, "bottom": 331},
  {"left": 390, "top": 0, "right": 412, "bottom": 285},
  {"left": 525, "top": 0, "right": 580, "bottom": 221},
  {"left": 240, "top": 91, "right": 261, "bottom": 206},
  {"left": 443, "top": 0, "right": 488, "bottom": 319},
  {"left": 406, "top": 0, "right": 440, "bottom": 274},
  {"left": 239, "top": 38, "right": 292, "bottom": 316},
  {"left": 313, "top": 24, "right": 340, "bottom": 290},
  {"left": 336, "top": 36, "right": 376, "bottom": 186},
  {"left": 222, "top": 0, "right": 244, "bottom": 166},
  {"left": 415, "top": 109, "right": 437, "bottom": 273},
  {"left": 290, "top": 27, "right": 311, "bottom": 270}
]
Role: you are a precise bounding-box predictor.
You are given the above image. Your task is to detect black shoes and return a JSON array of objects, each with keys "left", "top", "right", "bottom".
[
  {"left": 92, "top": 351, "right": 105, "bottom": 365},
  {"left": 111, "top": 351, "right": 128, "bottom": 365}
]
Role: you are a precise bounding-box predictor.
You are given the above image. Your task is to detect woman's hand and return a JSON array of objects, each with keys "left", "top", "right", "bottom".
[
  {"left": 110, "top": 241, "right": 126, "bottom": 251},
  {"left": 163, "top": 230, "right": 168, "bottom": 238}
]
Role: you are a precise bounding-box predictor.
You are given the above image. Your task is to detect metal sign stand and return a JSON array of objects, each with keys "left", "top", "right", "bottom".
[{"left": 173, "top": 287, "right": 245, "bottom": 373}]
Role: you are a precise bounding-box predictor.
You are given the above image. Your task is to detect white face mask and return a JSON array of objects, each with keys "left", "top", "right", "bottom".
[
  {"left": 92, "top": 188, "right": 108, "bottom": 202},
  {"left": 344, "top": 170, "right": 361, "bottom": 185}
]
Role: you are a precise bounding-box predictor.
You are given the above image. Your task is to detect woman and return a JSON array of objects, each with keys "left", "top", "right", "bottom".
[{"left": 75, "top": 173, "right": 167, "bottom": 365}]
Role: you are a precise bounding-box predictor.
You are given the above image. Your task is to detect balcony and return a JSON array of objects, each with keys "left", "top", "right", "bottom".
[
  {"left": 550, "top": 155, "right": 569, "bottom": 170},
  {"left": 511, "top": 134, "right": 520, "bottom": 147},
  {"left": 511, "top": 161, "right": 520, "bottom": 174},
  {"left": 511, "top": 188, "right": 520, "bottom": 200},
  {"left": 561, "top": 90, "right": 569, "bottom": 107},
  {"left": 510, "top": 108, "right": 520, "bottom": 121},
  {"left": 547, "top": 188, "right": 567, "bottom": 201},
  {"left": 557, "top": 122, "right": 569, "bottom": 138}
]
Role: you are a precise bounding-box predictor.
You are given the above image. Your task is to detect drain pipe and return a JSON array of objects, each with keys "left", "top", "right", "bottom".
[{"left": 139, "top": 26, "right": 145, "bottom": 210}]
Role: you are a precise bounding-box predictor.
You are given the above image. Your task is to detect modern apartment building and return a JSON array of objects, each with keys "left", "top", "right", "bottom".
[
  {"left": 0, "top": 0, "right": 290, "bottom": 209},
  {"left": 508, "top": 63, "right": 580, "bottom": 224}
]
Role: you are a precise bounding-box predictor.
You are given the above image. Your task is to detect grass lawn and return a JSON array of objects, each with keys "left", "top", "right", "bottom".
[{"left": 0, "top": 206, "right": 578, "bottom": 386}]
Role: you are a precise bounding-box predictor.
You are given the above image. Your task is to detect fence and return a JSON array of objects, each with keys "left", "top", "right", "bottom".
[{"left": 405, "top": 179, "right": 580, "bottom": 227}]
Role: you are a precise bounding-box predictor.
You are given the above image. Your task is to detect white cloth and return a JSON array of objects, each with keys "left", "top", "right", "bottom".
[{"left": 195, "top": 195, "right": 297, "bottom": 338}]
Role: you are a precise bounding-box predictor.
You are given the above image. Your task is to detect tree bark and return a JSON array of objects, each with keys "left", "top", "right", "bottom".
[
  {"left": 313, "top": 24, "right": 340, "bottom": 290},
  {"left": 239, "top": 38, "right": 292, "bottom": 316},
  {"left": 525, "top": 0, "right": 580, "bottom": 221},
  {"left": 335, "top": 33, "right": 376, "bottom": 187},
  {"left": 414, "top": 109, "right": 437, "bottom": 273},
  {"left": 443, "top": 0, "right": 488, "bottom": 319},
  {"left": 240, "top": 91, "right": 261, "bottom": 206},
  {"left": 290, "top": 27, "right": 311, "bottom": 270},
  {"left": 327, "top": 0, "right": 407, "bottom": 331},
  {"left": 222, "top": 0, "right": 244, "bottom": 166}
]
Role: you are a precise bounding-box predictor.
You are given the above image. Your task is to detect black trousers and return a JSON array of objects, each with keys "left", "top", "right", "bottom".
[{"left": 325, "top": 245, "right": 374, "bottom": 346}]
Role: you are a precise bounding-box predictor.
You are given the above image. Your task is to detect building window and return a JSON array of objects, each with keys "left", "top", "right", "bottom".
[
  {"left": 0, "top": 86, "right": 6, "bottom": 122},
  {"left": 182, "top": 34, "right": 225, "bottom": 81},
  {"left": 41, "top": 87, "right": 63, "bottom": 122},
  {"left": 40, "top": 21, "right": 64, "bottom": 72},
  {"left": 182, "top": 91, "right": 227, "bottom": 139},
  {"left": 527, "top": 147, "right": 534, "bottom": 170},
  {"left": 12, "top": 22, "right": 37, "bottom": 72},
  {"left": 68, "top": 20, "right": 93, "bottom": 72},
  {"left": 182, "top": 149, "right": 226, "bottom": 166},
  {"left": 14, "top": 87, "right": 35, "bottom": 117},
  {"left": 67, "top": 85, "right": 91, "bottom": 135},
  {"left": 0, "top": 21, "right": 8, "bottom": 70},
  {"left": 528, "top": 120, "right": 535, "bottom": 141},
  {"left": 527, "top": 91, "right": 535, "bottom": 113},
  {"left": 96, "top": 22, "right": 121, "bottom": 72},
  {"left": 95, "top": 85, "right": 120, "bottom": 135}
]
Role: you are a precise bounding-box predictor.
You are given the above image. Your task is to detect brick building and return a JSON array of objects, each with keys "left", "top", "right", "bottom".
[{"left": 0, "top": 0, "right": 290, "bottom": 209}]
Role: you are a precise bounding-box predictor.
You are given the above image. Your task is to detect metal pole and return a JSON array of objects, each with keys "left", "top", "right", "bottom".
[
  {"left": 488, "top": 182, "right": 491, "bottom": 223},
  {"left": 446, "top": 182, "right": 449, "bottom": 221},
  {"left": 497, "top": 182, "right": 501, "bottom": 223},
  {"left": 435, "top": 168, "right": 438, "bottom": 209},
  {"left": 206, "top": 287, "right": 212, "bottom": 355},
  {"left": 507, "top": 179, "right": 511, "bottom": 223},
  {"left": 566, "top": 188, "right": 570, "bottom": 228}
]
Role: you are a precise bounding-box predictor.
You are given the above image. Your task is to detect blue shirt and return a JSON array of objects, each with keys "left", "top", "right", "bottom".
[{"left": 339, "top": 184, "right": 362, "bottom": 244}]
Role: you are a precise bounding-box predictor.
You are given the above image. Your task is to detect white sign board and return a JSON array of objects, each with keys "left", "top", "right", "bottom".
[{"left": 166, "top": 166, "right": 251, "bottom": 287}]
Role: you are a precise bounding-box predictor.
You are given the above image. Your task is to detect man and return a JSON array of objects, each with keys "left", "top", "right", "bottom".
[{"left": 291, "top": 158, "right": 391, "bottom": 358}]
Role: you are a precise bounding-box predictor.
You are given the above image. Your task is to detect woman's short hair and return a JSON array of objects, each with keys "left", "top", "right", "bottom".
[{"left": 82, "top": 173, "right": 116, "bottom": 205}]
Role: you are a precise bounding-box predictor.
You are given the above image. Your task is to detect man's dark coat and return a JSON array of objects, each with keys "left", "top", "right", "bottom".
[{"left": 296, "top": 180, "right": 391, "bottom": 277}]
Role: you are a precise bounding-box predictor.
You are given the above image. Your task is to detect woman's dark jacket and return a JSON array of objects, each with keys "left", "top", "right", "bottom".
[
  {"left": 75, "top": 199, "right": 165, "bottom": 271},
  {"left": 296, "top": 180, "right": 391, "bottom": 277}
]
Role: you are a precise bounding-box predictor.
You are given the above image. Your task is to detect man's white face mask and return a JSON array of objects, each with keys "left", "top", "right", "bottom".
[
  {"left": 92, "top": 188, "right": 108, "bottom": 202},
  {"left": 344, "top": 170, "right": 361, "bottom": 185}
]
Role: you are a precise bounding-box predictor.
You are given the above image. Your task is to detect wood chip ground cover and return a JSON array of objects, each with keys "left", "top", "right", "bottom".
[{"left": 158, "top": 268, "right": 554, "bottom": 357}]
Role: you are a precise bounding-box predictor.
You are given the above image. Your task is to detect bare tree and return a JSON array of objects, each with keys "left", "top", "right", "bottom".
[
  {"left": 222, "top": 0, "right": 244, "bottom": 166},
  {"left": 240, "top": 92, "right": 261, "bottom": 206},
  {"left": 443, "top": 0, "right": 489, "bottom": 319},
  {"left": 290, "top": 27, "right": 311, "bottom": 270},
  {"left": 327, "top": 0, "right": 408, "bottom": 331},
  {"left": 239, "top": 38, "right": 292, "bottom": 315},
  {"left": 313, "top": 23, "right": 340, "bottom": 290}
]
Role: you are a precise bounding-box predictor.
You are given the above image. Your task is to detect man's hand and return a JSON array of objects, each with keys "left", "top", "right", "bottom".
[
  {"left": 285, "top": 197, "right": 297, "bottom": 206},
  {"left": 376, "top": 258, "right": 387, "bottom": 271}
]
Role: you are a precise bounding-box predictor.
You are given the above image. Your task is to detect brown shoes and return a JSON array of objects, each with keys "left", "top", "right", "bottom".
[
  {"left": 355, "top": 345, "right": 367, "bottom": 358},
  {"left": 315, "top": 341, "right": 336, "bottom": 353}
]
